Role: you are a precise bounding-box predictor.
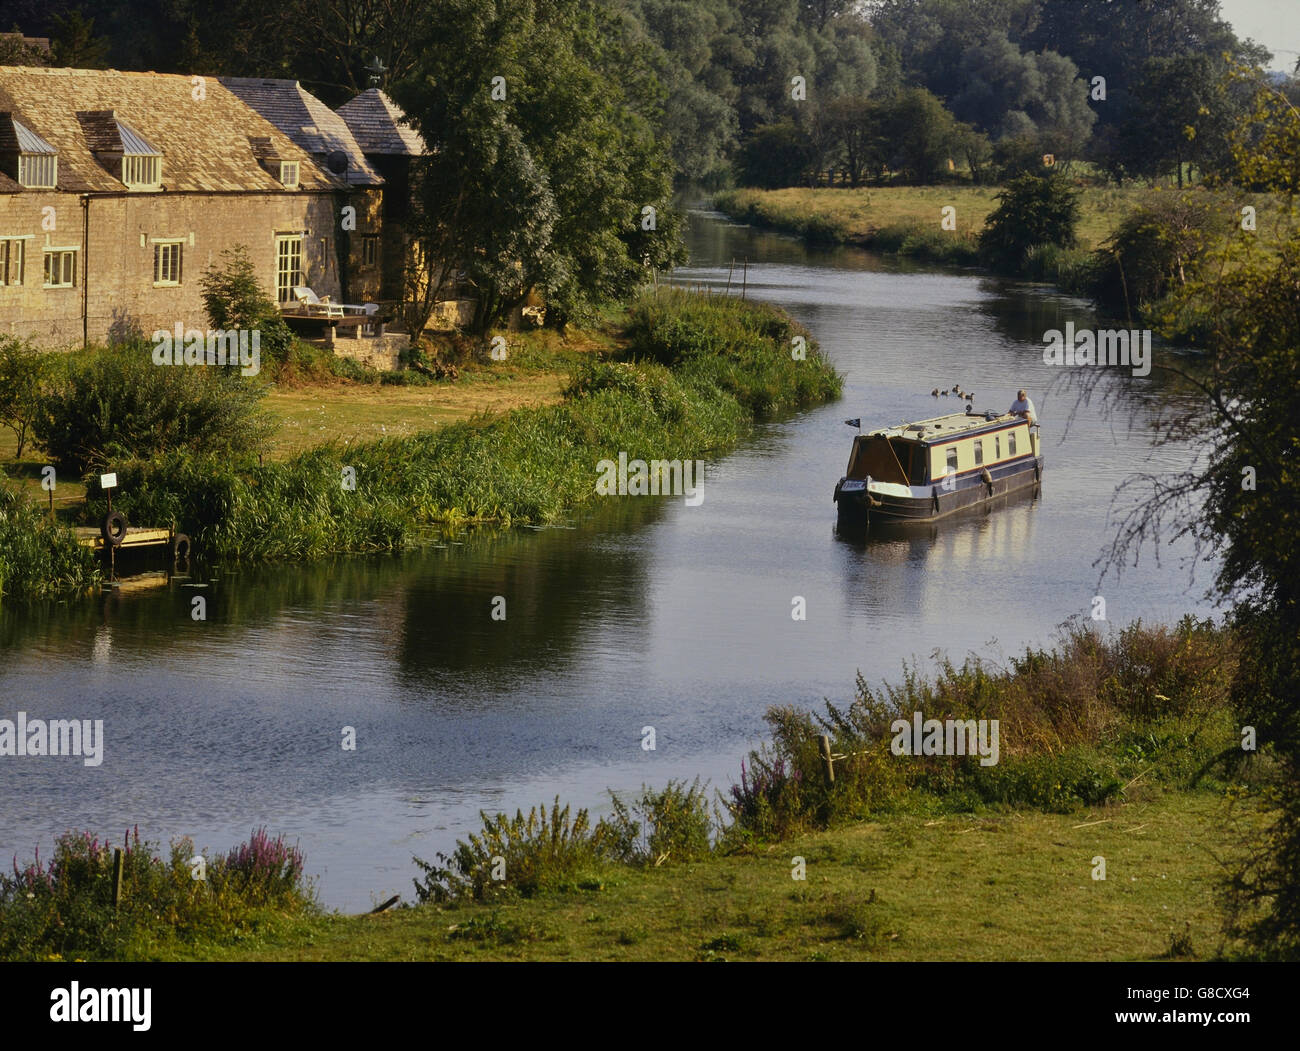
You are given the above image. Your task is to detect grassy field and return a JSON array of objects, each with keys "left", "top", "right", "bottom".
[
  {"left": 714, "top": 184, "right": 1286, "bottom": 257},
  {"left": 178, "top": 788, "right": 1262, "bottom": 962}
]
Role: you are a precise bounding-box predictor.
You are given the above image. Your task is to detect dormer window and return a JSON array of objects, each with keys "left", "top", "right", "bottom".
[
  {"left": 9, "top": 118, "right": 58, "bottom": 188},
  {"left": 18, "top": 153, "right": 56, "bottom": 188},
  {"left": 279, "top": 161, "right": 299, "bottom": 188},
  {"left": 76, "top": 111, "right": 163, "bottom": 191},
  {"left": 122, "top": 154, "right": 161, "bottom": 189}
]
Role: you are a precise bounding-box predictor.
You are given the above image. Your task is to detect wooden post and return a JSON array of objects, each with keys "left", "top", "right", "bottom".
[
  {"left": 818, "top": 735, "right": 835, "bottom": 785},
  {"left": 111, "top": 848, "right": 124, "bottom": 909}
]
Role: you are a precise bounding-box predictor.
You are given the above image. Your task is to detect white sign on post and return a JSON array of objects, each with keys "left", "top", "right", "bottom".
[{"left": 100, "top": 473, "right": 118, "bottom": 489}]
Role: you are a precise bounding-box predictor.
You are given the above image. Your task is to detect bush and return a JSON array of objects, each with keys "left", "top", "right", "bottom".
[
  {"left": 608, "top": 779, "right": 714, "bottom": 866},
  {"left": 200, "top": 244, "right": 294, "bottom": 366},
  {"left": 0, "top": 336, "right": 53, "bottom": 459},
  {"left": 0, "top": 826, "right": 315, "bottom": 960},
  {"left": 411, "top": 798, "right": 624, "bottom": 903},
  {"left": 979, "top": 172, "right": 1081, "bottom": 273},
  {"left": 33, "top": 344, "right": 274, "bottom": 476},
  {"left": 0, "top": 482, "right": 99, "bottom": 602}
]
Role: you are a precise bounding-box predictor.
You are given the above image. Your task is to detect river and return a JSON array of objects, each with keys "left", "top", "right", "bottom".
[{"left": 0, "top": 209, "right": 1216, "bottom": 911}]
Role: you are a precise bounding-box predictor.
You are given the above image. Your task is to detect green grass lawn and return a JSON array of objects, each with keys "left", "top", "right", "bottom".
[{"left": 180, "top": 788, "right": 1263, "bottom": 962}]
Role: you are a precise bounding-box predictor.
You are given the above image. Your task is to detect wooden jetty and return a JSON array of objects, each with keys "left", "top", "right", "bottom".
[{"left": 74, "top": 526, "right": 174, "bottom": 552}]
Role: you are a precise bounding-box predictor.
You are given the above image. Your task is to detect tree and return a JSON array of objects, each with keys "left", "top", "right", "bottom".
[
  {"left": 199, "top": 245, "right": 294, "bottom": 366},
  {"left": 0, "top": 337, "right": 51, "bottom": 460},
  {"left": 825, "top": 95, "right": 888, "bottom": 186},
  {"left": 735, "top": 121, "right": 815, "bottom": 188},
  {"left": 878, "top": 87, "right": 958, "bottom": 184},
  {"left": 978, "top": 171, "right": 1080, "bottom": 271},
  {"left": 394, "top": 0, "right": 683, "bottom": 333}
]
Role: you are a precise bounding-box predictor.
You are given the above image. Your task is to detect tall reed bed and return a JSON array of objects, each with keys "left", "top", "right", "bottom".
[
  {"left": 0, "top": 482, "right": 99, "bottom": 601},
  {"left": 84, "top": 291, "right": 841, "bottom": 563}
]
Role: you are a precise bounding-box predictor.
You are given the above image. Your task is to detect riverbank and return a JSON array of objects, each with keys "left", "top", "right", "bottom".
[
  {"left": 188, "top": 789, "right": 1264, "bottom": 962},
  {"left": 2, "top": 618, "right": 1271, "bottom": 961},
  {"left": 0, "top": 290, "right": 840, "bottom": 601}
]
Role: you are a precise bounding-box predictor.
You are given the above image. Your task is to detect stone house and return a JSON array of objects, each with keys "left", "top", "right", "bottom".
[{"left": 0, "top": 65, "right": 359, "bottom": 349}]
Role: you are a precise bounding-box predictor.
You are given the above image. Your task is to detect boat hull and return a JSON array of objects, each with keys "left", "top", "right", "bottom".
[{"left": 835, "top": 455, "right": 1043, "bottom": 529}]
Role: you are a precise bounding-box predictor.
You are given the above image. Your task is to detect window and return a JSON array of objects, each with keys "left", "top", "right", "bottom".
[
  {"left": 0, "top": 239, "right": 25, "bottom": 286},
  {"left": 280, "top": 161, "right": 299, "bottom": 188},
  {"left": 43, "top": 249, "right": 77, "bottom": 288},
  {"left": 974, "top": 439, "right": 984, "bottom": 466},
  {"left": 276, "top": 235, "right": 303, "bottom": 303},
  {"left": 362, "top": 235, "right": 379, "bottom": 266},
  {"left": 995, "top": 435, "right": 1001, "bottom": 460},
  {"left": 946, "top": 446, "right": 958, "bottom": 474},
  {"left": 153, "top": 241, "right": 183, "bottom": 286},
  {"left": 1008, "top": 431, "right": 1017, "bottom": 456},
  {"left": 122, "top": 154, "right": 161, "bottom": 189},
  {"left": 18, "top": 154, "right": 57, "bottom": 189}
]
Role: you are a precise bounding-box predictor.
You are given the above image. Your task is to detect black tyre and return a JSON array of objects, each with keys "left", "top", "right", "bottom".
[
  {"left": 173, "top": 533, "right": 192, "bottom": 560},
  {"left": 102, "top": 511, "right": 128, "bottom": 547}
]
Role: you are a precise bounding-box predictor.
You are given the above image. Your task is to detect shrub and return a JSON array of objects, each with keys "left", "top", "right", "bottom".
[
  {"left": 979, "top": 172, "right": 1081, "bottom": 273},
  {"left": 0, "top": 481, "right": 99, "bottom": 602},
  {"left": 0, "top": 336, "right": 53, "bottom": 459},
  {"left": 608, "top": 779, "right": 714, "bottom": 865},
  {"left": 33, "top": 344, "right": 273, "bottom": 476},
  {"left": 0, "top": 826, "right": 315, "bottom": 960},
  {"left": 199, "top": 244, "right": 294, "bottom": 366},
  {"left": 411, "top": 798, "right": 624, "bottom": 903}
]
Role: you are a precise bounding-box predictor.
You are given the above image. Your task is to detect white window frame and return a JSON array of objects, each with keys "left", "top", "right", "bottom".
[
  {"left": 279, "top": 161, "right": 300, "bottom": 188},
  {"left": 276, "top": 234, "right": 303, "bottom": 303},
  {"left": 1008, "top": 431, "right": 1017, "bottom": 456},
  {"left": 18, "top": 153, "right": 57, "bottom": 189},
  {"left": 153, "top": 240, "right": 184, "bottom": 286},
  {"left": 122, "top": 154, "right": 161, "bottom": 190},
  {"left": 0, "top": 237, "right": 29, "bottom": 286},
  {"left": 43, "top": 247, "right": 78, "bottom": 288}
]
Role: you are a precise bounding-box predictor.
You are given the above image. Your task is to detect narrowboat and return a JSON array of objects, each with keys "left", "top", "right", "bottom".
[{"left": 833, "top": 410, "right": 1042, "bottom": 528}]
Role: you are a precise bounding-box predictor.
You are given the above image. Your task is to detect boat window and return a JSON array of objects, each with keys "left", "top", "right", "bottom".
[
  {"left": 1008, "top": 431, "right": 1017, "bottom": 456},
  {"left": 995, "top": 435, "right": 1001, "bottom": 460},
  {"left": 974, "top": 439, "right": 984, "bottom": 466},
  {"left": 847, "top": 436, "right": 909, "bottom": 484},
  {"left": 946, "top": 446, "right": 958, "bottom": 474}
]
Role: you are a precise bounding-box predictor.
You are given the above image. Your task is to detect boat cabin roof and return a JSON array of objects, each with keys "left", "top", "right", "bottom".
[{"left": 865, "top": 411, "right": 1024, "bottom": 446}]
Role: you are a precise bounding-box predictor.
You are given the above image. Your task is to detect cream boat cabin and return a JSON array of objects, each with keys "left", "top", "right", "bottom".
[{"left": 834, "top": 410, "right": 1042, "bottom": 527}]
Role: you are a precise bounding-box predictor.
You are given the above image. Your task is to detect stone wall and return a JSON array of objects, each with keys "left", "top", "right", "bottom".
[{"left": 0, "top": 190, "right": 346, "bottom": 349}]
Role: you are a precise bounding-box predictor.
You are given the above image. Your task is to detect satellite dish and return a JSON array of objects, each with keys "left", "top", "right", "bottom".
[{"left": 326, "top": 150, "right": 349, "bottom": 175}]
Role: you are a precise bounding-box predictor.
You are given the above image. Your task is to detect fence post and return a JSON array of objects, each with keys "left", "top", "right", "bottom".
[{"left": 818, "top": 735, "right": 835, "bottom": 785}]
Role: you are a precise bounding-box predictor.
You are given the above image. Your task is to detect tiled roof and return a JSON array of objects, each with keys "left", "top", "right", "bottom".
[
  {"left": 335, "top": 88, "right": 427, "bottom": 156},
  {"left": 0, "top": 65, "right": 338, "bottom": 193},
  {"left": 221, "top": 77, "right": 382, "bottom": 185}
]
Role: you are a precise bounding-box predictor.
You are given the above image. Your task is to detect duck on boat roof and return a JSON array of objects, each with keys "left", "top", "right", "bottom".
[{"left": 834, "top": 393, "right": 1043, "bottom": 529}]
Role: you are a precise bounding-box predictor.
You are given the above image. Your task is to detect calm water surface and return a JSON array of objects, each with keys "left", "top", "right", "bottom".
[{"left": 0, "top": 211, "right": 1216, "bottom": 910}]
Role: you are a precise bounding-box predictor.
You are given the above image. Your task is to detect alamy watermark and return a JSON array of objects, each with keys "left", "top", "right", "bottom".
[
  {"left": 596, "top": 452, "right": 704, "bottom": 506},
  {"left": 1042, "top": 322, "right": 1151, "bottom": 377},
  {"left": 0, "top": 712, "right": 104, "bottom": 767},
  {"left": 890, "top": 711, "right": 999, "bottom": 766},
  {"left": 151, "top": 324, "right": 261, "bottom": 377}
]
